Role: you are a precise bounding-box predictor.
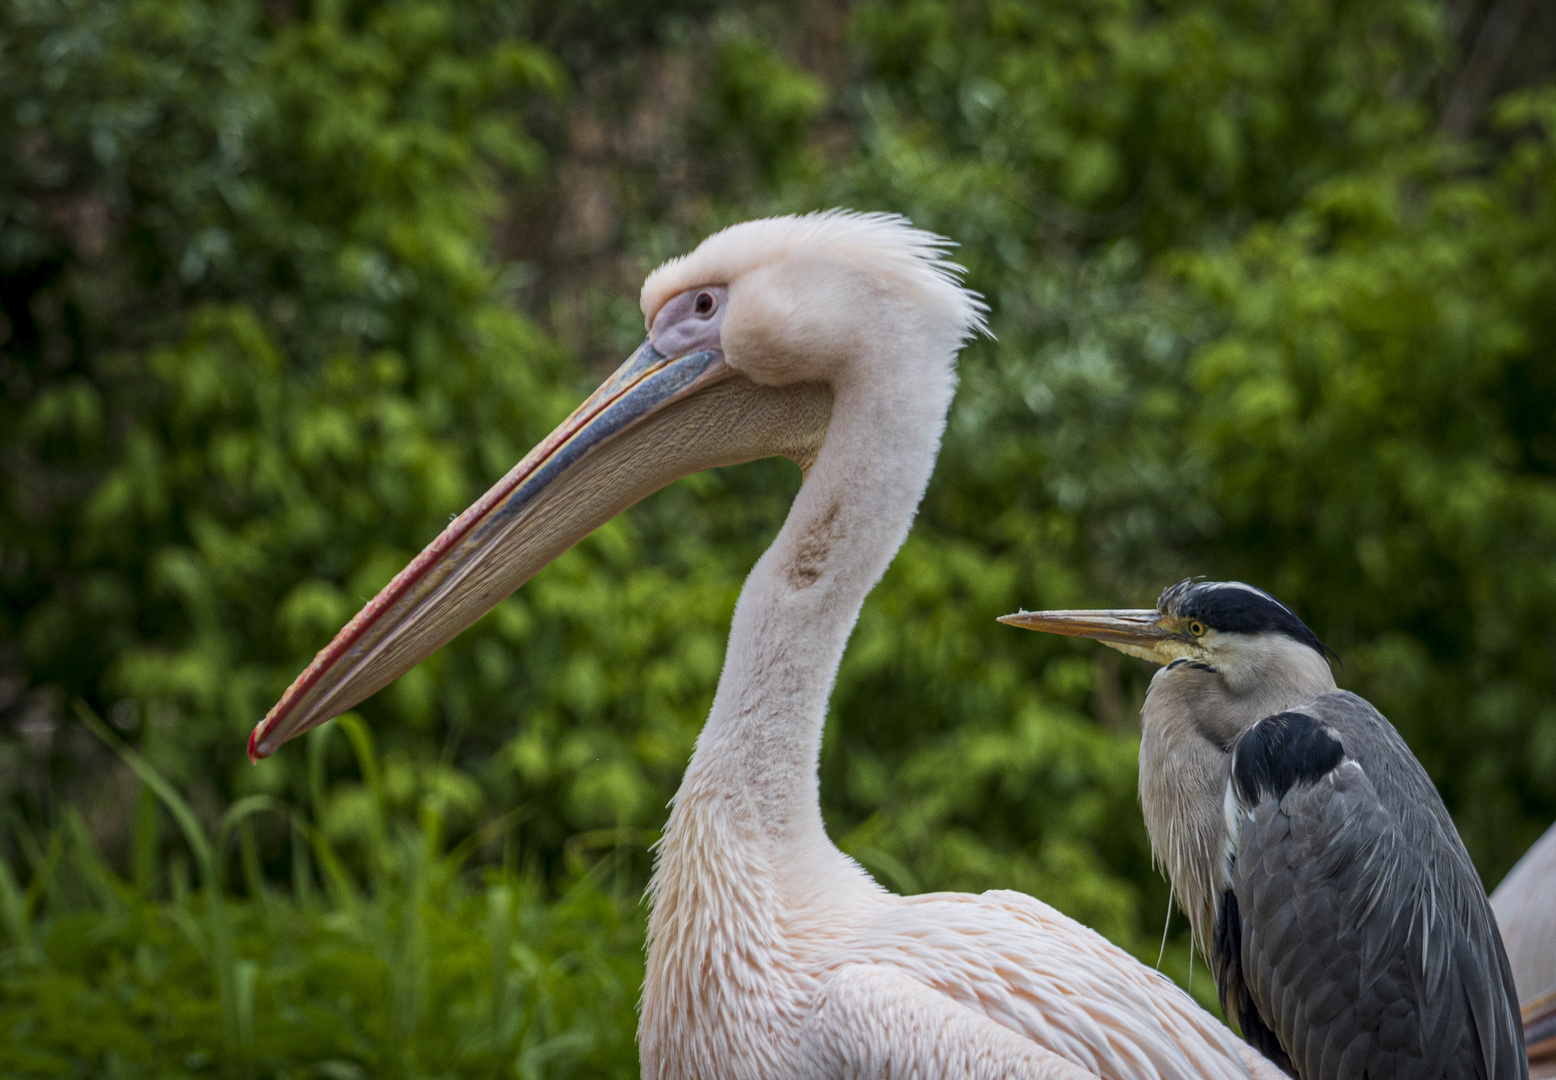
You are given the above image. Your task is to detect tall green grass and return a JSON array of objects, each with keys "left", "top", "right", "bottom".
[{"left": 0, "top": 708, "right": 643, "bottom": 1079}]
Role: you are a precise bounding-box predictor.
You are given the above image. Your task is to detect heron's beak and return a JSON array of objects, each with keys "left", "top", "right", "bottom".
[
  {"left": 249, "top": 341, "right": 831, "bottom": 761},
  {"left": 997, "top": 608, "right": 1182, "bottom": 664}
]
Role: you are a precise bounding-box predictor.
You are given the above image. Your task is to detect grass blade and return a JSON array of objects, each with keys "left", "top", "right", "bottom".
[{"left": 74, "top": 700, "right": 240, "bottom": 1058}]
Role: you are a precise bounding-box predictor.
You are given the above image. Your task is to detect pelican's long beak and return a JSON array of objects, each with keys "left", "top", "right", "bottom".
[
  {"left": 998, "top": 608, "right": 1182, "bottom": 664},
  {"left": 250, "top": 341, "right": 831, "bottom": 762}
]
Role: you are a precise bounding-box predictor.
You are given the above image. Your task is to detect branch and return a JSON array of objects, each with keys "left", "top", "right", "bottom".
[{"left": 1440, "top": 0, "right": 1535, "bottom": 139}]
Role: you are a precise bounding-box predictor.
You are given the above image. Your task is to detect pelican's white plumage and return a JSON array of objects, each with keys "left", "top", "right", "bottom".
[
  {"left": 252, "top": 211, "right": 1285, "bottom": 1079},
  {"left": 635, "top": 212, "right": 1278, "bottom": 1080}
]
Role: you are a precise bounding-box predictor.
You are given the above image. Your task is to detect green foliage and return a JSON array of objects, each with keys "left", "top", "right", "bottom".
[
  {"left": 1158, "top": 114, "right": 1556, "bottom": 869},
  {"left": 1, "top": 0, "right": 569, "bottom": 765},
  {"left": 800, "top": 0, "right": 1556, "bottom": 899},
  {"left": 0, "top": 707, "right": 640, "bottom": 1078},
  {"left": 848, "top": 0, "right": 1444, "bottom": 246},
  {"left": 3, "top": 0, "right": 1556, "bottom": 1072}
]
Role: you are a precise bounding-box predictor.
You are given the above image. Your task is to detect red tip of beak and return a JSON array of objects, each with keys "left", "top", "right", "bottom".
[{"left": 248, "top": 726, "right": 265, "bottom": 765}]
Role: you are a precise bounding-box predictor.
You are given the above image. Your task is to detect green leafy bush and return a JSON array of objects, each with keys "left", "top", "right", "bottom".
[{"left": 0, "top": 710, "right": 641, "bottom": 1077}]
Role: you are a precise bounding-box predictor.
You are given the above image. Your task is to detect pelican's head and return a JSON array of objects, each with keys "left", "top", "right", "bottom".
[
  {"left": 250, "top": 211, "right": 984, "bottom": 760},
  {"left": 642, "top": 212, "right": 984, "bottom": 392}
]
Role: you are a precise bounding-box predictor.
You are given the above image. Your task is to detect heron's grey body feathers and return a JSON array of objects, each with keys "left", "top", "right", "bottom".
[{"left": 1218, "top": 693, "right": 1525, "bottom": 1079}]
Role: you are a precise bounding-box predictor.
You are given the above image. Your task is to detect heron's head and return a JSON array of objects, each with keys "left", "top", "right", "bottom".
[
  {"left": 1000, "top": 579, "right": 1336, "bottom": 697},
  {"left": 249, "top": 211, "right": 983, "bottom": 761}
]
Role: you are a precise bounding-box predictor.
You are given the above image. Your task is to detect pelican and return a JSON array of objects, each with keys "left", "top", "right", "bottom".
[
  {"left": 1493, "top": 821, "right": 1556, "bottom": 1076},
  {"left": 250, "top": 212, "right": 1283, "bottom": 1079},
  {"left": 1494, "top": 821, "right": 1556, "bottom": 1007}
]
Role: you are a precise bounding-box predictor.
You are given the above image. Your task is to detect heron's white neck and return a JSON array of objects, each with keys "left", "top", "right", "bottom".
[{"left": 668, "top": 358, "right": 953, "bottom": 875}]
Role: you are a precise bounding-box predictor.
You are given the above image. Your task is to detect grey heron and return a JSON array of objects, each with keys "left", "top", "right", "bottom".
[{"left": 1003, "top": 578, "right": 1528, "bottom": 1079}]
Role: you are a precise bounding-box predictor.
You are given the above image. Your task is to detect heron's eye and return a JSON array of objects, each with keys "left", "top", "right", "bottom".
[
  {"left": 694, "top": 291, "right": 716, "bottom": 316},
  {"left": 1187, "top": 620, "right": 1207, "bottom": 637}
]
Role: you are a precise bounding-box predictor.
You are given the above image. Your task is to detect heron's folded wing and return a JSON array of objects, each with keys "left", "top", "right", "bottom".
[{"left": 1224, "top": 701, "right": 1525, "bottom": 1080}]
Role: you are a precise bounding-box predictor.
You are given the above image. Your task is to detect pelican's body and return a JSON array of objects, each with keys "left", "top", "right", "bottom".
[
  {"left": 1493, "top": 821, "right": 1556, "bottom": 1007},
  {"left": 1493, "top": 822, "right": 1556, "bottom": 1077},
  {"left": 252, "top": 213, "right": 1282, "bottom": 1079}
]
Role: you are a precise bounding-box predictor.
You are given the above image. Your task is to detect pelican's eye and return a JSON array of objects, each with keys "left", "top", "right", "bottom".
[
  {"left": 1187, "top": 620, "right": 1207, "bottom": 637},
  {"left": 694, "top": 291, "right": 717, "bottom": 317}
]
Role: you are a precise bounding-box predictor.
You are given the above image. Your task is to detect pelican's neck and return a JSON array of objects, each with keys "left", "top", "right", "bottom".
[{"left": 675, "top": 362, "right": 952, "bottom": 865}]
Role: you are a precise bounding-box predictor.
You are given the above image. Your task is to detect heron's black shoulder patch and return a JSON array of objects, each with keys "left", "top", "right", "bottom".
[
  {"left": 1157, "top": 579, "right": 1333, "bottom": 661},
  {"left": 1231, "top": 711, "right": 1345, "bottom": 807}
]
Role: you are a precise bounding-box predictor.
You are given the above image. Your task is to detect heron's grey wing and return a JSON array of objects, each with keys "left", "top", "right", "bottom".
[{"left": 1219, "top": 705, "right": 1526, "bottom": 1080}]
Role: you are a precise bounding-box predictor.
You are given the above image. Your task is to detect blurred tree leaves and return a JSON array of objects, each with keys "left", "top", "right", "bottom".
[
  {"left": 3, "top": 7, "right": 1556, "bottom": 1072},
  {"left": 804, "top": 0, "right": 1556, "bottom": 899},
  {"left": 1, "top": 0, "right": 574, "bottom": 795}
]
